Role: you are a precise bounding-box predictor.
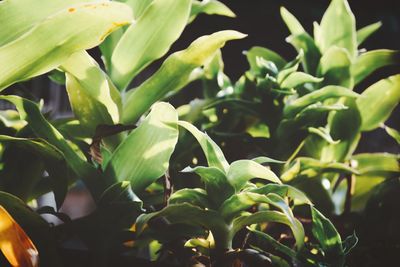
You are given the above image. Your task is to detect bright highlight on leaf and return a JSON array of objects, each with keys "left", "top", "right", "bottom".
[{"left": 0, "top": 206, "right": 39, "bottom": 267}]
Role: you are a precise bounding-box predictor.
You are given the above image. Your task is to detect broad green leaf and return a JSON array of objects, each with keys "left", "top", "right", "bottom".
[
  {"left": 308, "top": 127, "right": 339, "bottom": 145},
  {"left": 121, "top": 30, "right": 246, "bottom": 124},
  {"left": 232, "top": 210, "right": 304, "bottom": 249},
  {"left": 0, "top": 0, "right": 94, "bottom": 46},
  {"left": 246, "top": 46, "right": 287, "bottom": 71},
  {"left": 98, "top": 181, "right": 142, "bottom": 206},
  {"left": 178, "top": 120, "right": 229, "bottom": 172},
  {"left": 61, "top": 51, "right": 121, "bottom": 134},
  {"left": 351, "top": 153, "right": 400, "bottom": 176},
  {"left": 384, "top": 125, "right": 400, "bottom": 145},
  {"left": 318, "top": 46, "right": 353, "bottom": 87},
  {"left": 136, "top": 203, "right": 228, "bottom": 248},
  {"left": 280, "top": 72, "right": 323, "bottom": 89},
  {"left": 357, "top": 75, "right": 400, "bottom": 131},
  {"left": 169, "top": 188, "right": 210, "bottom": 208},
  {"left": 0, "top": 96, "right": 106, "bottom": 200},
  {"left": 250, "top": 184, "right": 311, "bottom": 205},
  {"left": 190, "top": 0, "right": 235, "bottom": 23},
  {"left": 352, "top": 49, "right": 400, "bottom": 85},
  {"left": 0, "top": 136, "right": 63, "bottom": 162},
  {"left": 357, "top": 21, "right": 382, "bottom": 46},
  {"left": 0, "top": 1, "right": 133, "bottom": 90},
  {"left": 252, "top": 156, "right": 285, "bottom": 165},
  {"left": 321, "top": 99, "right": 362, "bottom": 162},
  {"left": 311, "top": 207, "right": 344, "bottom": 265},
  {"left": 316, "top": 0, "right": 357, "bottom": 59},
  {"left": 286, "top": 33, "right": 321, "bottom": 75},
  {"left": 121, "top": 0, "right": 154, "bottom": 18},
  {"left": 283, "top": 86, "right": 359, "bottom": 118},
  {"left": 110, "top": 0, "right": 191, "bottom": 90},
  {"left": 227, "top": 160, "right": 281, "bottom": 192},
  {"left": 105, "top": 102, "right": 178, "bottom": 192},
  {"left": 248, "top": 228, "right": 297, "bottom": 258},
  {"left": 280, "top": 7, "right": 305, "bottom": 35},
  {"left": 182, "top": 166, "right": 234, "bottom": 206}
]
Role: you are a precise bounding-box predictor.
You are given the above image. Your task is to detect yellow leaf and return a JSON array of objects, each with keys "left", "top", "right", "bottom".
[{"left": 0, "top": 205, "right": 38, "bottom": 267}]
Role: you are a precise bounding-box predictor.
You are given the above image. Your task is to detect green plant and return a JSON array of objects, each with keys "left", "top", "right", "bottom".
[{"left": 178, "top": 0, "right": 400, "bottom": 216}]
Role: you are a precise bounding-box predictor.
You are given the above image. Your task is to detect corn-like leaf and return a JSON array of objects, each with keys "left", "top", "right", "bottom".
[
  {"left": 105, "top": 102, "right": 179, "bottom": 193},
  {"left": 352, "top": 49, "right": 400, "bottom": 85},
  {"left": 0, "top": 206, "right": 39, "bottom": 267},
  {"left": 311, "top": 207, "right": 344, "bottom": 266},
  {"left": 190, "top": 0, "right": 235, "bottom": 23},
  {"left": 122, "top": 0, "right": 154, "bottom": 19},
  {"left": 351, "top": 153, "right": 400, "bottom": 176},
  {"left": 357, "top": 21, "right": 382, "bottom": 46},
  {"left": 0, "top": 96, "right": 106, "bottom": 201},
  {"left": 280, "top": 71, "right": 323, "bottom": 89},
  {"left": 110, "top": 0, "right": 191, "bottom": 90},
  {"left": 232, "top": 209, "right": 304, "bottom": 249},
  {"left": 182, "top": 166, "right": 234, "bottom": 206},
  {"left": 384, "top": 125, "right": 400, "bottom": 145},
  {"left": 246, "top": 46, "right": 287, "bottom": 71},
  {"left": 169, "top": 188, "right": 210, "bottom": 208},
  {"left": 283, "top": 86, "right": 359, "bottom": 118},
  {"left": 318, "top": 46, "right": 353, "bottom": 88},
  {"left": 250, "top": 184, "right": 311, "bottom": 205},
  {"left": 0, "top": 1, "right": 133, "bottom": 90},
  {"left": 357, "top": 75, "right": 400, "bottom": 131},
  {"left": 0, "top": 0, "right": 95, "bottom": 46},
  {"left": 122, "top": 30, "right": 246, "bottom": 124},
  {"left": 286, "top": 33, "right": 321, "bottom": 75},
  {"left": 280, "top": 7, "right": 306, "bottom": 36},
  {"left": 227, "top": 160, "right": 281, "bottom": 192},
  {"left": 248, "top": 228, "right": 297, "bottom": 258},
  {"left": 61, "top": 51, "right": 121, "bottom": 135},
  {"left": 316, "top": 0, "right": 357, "bottom": 59},
  {"left": 178, "top": 120, "right": 230, "bottom": 172}
]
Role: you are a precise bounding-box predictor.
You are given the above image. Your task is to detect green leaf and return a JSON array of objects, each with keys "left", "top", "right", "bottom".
[
  {"left": 122, "top": 0, "right": 154, "bottom": 19},
  {"left": 227, "top": 160, "right": 281, "bottom": 192},
  {"left": 308, "top": 127, "right": 339, "bottom": 145},
  {"left": 316, "top": 0, "right": 357, "bottom": 59},
  {"left": 357, "top": 21, "right": 382, "bottom": 46},
  {"left": 61, "top": 51, "right": 121, "bottom": 134},
  {"left": 110, "top": 0, "right": 191, "bottom": 90},
  {"left": 169, "top": 188, "right": 210, "bottom": 208},
  {"left": 0, "top": 1, "right": 133, "bottom": 91},
  {"left": 246, "top": 46, "right": 287, "bottom": 71},
  {"left": 318, "top": 46, "right": 353, "bottom": 87},
  {"left": 248, "top": 228, "right": 297, "bottom": 259},
  {"left": 232, "top": 209, "right": 304, "bottom": 249},
  {"left": 311, "top": 207, "right": 344, "bottom": 265},
  {"left": 384, "top": 125, "right": 400, "bottom": 145},
  {"left": 280, "top": 71, "right": 323, "bottom": 89},
  {"left": 122, "top": 30, "right": 246, "bottom": 124},
  {"left": 136, "top": 203, "right": 228, "bottom": 247},
  {"left": 98, "top": 181, "right": 142, "bottom": 206},
  {"left": 190, "top": 0, "right": 235, "bottom": 23},
  {"left": 182, "top": 166, "right": 234, "bottom": 206},
  {"left": 252, "top": 156, "right": 285, "bottom": 165},
  {"left": 283, "top": 86, "right": 359, "bottom": 118},
  {"left": 105, "top": 102, "right": 178, "bottom": 193},
  {"left": 250, "top": 184, "right": 311, "bottom": 205},
  {"left": 342, "top": 232, "right": 358, "bottom": 255},
  {"left": 0, "top": 95, "right": 108, "bottom": 201},
  {"left": 0, "top": 0, "right": 94, "bottom": 46},
  {"left": 286, "top": 33, "right": 321, "bottom": 75},
  {"left": 357, "top": 75, "right": 400, "bottom": 131},
  {"left": 352, "top": 49, "right": 400, "bottom": 85},
  {"left": 178, "top": 120, "right": 229, "bottom": 172},
  {"left": 280, "top": 7, "right": 306, "bottom": 35},
  {"left": 351, "top": 153, "right": 400, "bottom": 176}
]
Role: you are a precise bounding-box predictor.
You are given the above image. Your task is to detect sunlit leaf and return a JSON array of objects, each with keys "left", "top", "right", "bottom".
[
  {"left": 246, "top": 46, "right": 287, "bottom": 71},
  {"left": 122, "top": 30, "right": 246, "bottom": 124},
  {"left": 280, "top": 71, "right": 323, "bottom": 89},
  {"left": 190, "top": 0, "right": 235, "bottom": 23},
  {"left": 352, "top": 49, "right": 400, "bottom": 85},
  {"left": 357, "top": 74, "right": 400, "bottom": 131},
  {"left": 0, "top": 1, "right": 133, "bottom": 90},
  {"left": 357, "top": 21, "right": 382, "bottom": 46},
  {"left": 280, "top": 7, "right": 306, "bottom": 35},
  {"left": 286, "top": 33, "right": 321, "bottom": 75},
  {"left": 110, "top": 0, "right": 191, "bottom": 90},
  {"left": 105, "top": 102, "right": 178, "bottom": 192},
  {"left": 318, "top": 46, "right": 353, "bottom": 87},
  {"left": 316, "top": 0, "right": 357, "bottom": 59}
]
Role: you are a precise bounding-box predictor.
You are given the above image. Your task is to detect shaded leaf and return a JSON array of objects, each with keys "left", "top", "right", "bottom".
[
  {"left": 318, "top": 46, "right": 353, "bottom": 87},
  {"left": 280, "top": 71, "right": 323, "bottom": 89},
  {"left": 286, "top": 33, "right": 321, "bottom": 75},
  {"left": 246, "top": 46, "right": 287, "bottom": 71}
]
